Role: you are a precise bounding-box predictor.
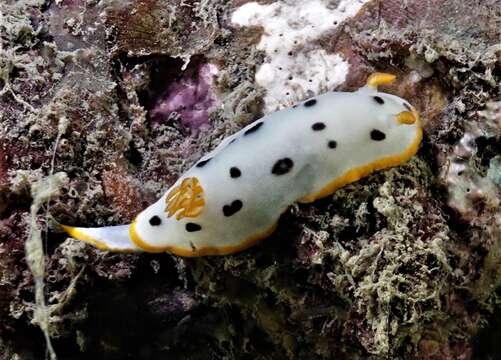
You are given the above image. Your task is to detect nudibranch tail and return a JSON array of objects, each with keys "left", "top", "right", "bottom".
[{"left": 60, "top": 224, "right": 141, "bottom": 252}]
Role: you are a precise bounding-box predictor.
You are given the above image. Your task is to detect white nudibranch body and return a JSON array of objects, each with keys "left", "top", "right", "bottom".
[{"left": 61, "top": 73, "right": 423, "bottom": 256}]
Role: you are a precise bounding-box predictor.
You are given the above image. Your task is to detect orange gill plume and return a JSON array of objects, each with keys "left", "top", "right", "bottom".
[{"left": 165, "top": 177, "right": 205, "bottom": 220}]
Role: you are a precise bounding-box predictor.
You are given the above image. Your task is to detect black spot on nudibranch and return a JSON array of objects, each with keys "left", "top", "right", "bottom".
[
  {"left": 186, "top": 223, "right": 202, "bottom": 232},
  {"left": 196, "top": 158, "right": 212, "bottom": 168},
  {"left": 373, "top": 96, "right": 385, "bottom": 104},
  {"left": 272, "top": 158, "right": 294, "bottom": 175},
  {"left": 328, "top": 140, "right": 337, "bottom": 149},
  {"left": 403, "top": 102, "right": 412, "bottom": 111},
  {"left": 312, "top": 122, "right": 326, "bottom": 131},
  {"left": 223, "top": 200, "right": 243, "bottom": 217},
  {"left": 304, "top": 99, "right": 317, "bottom": 107},
  {"left": 149, "top": 216, "right": 161, "bottom": 226},
  {"left": 244, "top": 122, "right": 264, "bottom": 136},
  {"left": 370, "top": 129, "right": 386, "bottom": 141},
  {"left": 230, "top": 167, "right": 241, "bottom": 178}
]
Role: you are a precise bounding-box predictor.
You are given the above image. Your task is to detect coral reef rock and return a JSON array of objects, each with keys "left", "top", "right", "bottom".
[{"left": 0, "top": 0, "right": 500, "bottom": 359}]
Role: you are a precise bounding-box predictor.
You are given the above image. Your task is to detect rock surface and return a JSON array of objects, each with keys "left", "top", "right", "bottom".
[{"left": 0, "top": 0, "right": 500, "bottom": 359}]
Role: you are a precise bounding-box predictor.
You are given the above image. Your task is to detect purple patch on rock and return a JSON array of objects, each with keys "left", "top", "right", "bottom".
[{"left": 151, "top": 63, "right": 218, "bottom": 132}]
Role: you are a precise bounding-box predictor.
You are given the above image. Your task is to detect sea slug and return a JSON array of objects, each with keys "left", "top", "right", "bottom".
[{"left": 61, "top": 73, "right": 422, "bottom": 256}]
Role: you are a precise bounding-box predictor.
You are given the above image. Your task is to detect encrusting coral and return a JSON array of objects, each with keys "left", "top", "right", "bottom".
[{"left": 0, "top": 0, "right": 500, "bottom": 359}]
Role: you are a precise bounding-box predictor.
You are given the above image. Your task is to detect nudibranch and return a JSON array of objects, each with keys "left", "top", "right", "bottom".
[{"left": 61, "top": 73, "right": 422, "bottom": 256}]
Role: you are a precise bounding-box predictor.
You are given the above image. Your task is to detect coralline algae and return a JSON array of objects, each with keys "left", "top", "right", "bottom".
[{"left": 151, "top": 63, "right": 219, "bottom": 132}]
